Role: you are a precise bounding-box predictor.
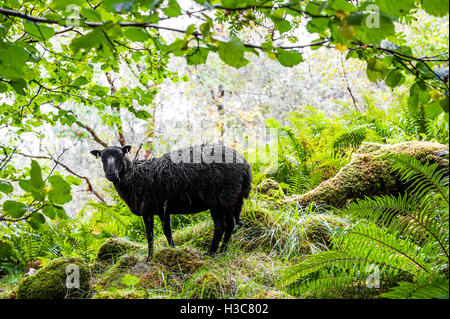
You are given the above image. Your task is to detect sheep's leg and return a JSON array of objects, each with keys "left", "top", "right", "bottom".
[
  {"left": 158, "top": 213, "right": 175, "bottom": 247},
  {"left": 220, "top": 211, "right": 235, "bottom": 253},
  {"left": 143, "top": 214, "right": 154, "bottom": 261},
  {"left": 209, "top": 208, "right": 225, "bottom": 256},
  {"left": 233, "top": 198, "right": 244, "bottom": 226}
]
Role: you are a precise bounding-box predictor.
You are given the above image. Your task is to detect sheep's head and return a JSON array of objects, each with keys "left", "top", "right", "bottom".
[{"left": 91, "top": 146, "right": 132, "bottom": 183}]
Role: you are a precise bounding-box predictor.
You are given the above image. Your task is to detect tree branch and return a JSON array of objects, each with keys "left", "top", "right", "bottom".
[
  {"left": 17, "top": 152, "right": 107, "bottom": 203},
  {"left": 53, "top": 105, "right": 109, "bottom": 148}
]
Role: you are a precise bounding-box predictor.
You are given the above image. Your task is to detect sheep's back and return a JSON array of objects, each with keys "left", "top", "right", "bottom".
[{"left": 132, "top": 144, "right": 251, "bottom": 210}]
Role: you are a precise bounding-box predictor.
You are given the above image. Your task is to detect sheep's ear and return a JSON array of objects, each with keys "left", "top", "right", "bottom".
[
  {"left": 90, "top": 150, "right": 101, "bottom": 159},
  {"left": 122, "top": 145, "right": 132, "bottom": 154}
]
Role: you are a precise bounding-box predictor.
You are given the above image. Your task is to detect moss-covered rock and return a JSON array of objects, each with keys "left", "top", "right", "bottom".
[
  {"left": 17, "top": 257, "right": 91, "bottom": 299},
  {"left": 153, "top": 247, "right": 204, "bottom": 274},
  {"left": 284, "top": 141, "right": 449, "bottom": 208},
  {"left": 96, "top": 238, "right": 140, "bottom": 262},
  {"left": 256, "top": 178, "right": 285, "bottom": 198}
]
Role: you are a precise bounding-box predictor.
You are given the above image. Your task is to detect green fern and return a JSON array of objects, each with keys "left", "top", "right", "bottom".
[
  {"left": 281, "top": 155, "right": 449, "bottom": 298},
  {"left": 332, "top": 127, "right": 367, "bottom": 156}
]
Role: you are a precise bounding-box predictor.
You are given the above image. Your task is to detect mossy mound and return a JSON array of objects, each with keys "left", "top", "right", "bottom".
[
  {"left": 285, "top": 141, "right": 449, "bottom": 208},
  {"left": 256, "top": 178, "right": 285, "bottom": 198},
  {"left": 153, "top": 247, "right": 204, "bottom": 274},
  {"left": 132, "top": 262, "right": 167, "bottom": 289},
  {"left": 118, "top": 254, "right": 140, "bottom": 269},
  {"left": 96, "top": 238, "right": 140, "bottom": 262},
  {"left": 17, "top": 257, "right": 91, "bottom": 299},
  {"left": 181, "top": 270, "right": 233, "bottom": 299}
]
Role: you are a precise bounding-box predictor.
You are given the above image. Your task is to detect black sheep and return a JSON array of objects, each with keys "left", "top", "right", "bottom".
[{"left": 91, "top": 144, "right": 252, "bottom": 258}]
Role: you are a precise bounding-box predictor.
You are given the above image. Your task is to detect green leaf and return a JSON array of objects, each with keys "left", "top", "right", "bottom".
[
  {"left": 440, "top": 96, "right": 449, "bottom": 113},
  {"left": 19, "top": 180, "right": 45, "bottom": 201},
  {"left": 50, "top": 0, "right": 83, "bottom": 11},
  {"left": 186, "top": 47, "right": 210, "bottom": 65},
  {"left": 9, "top": 78, "right": 27, "bottom": 95},
  {"left": 2, "top": 200, "right": 27, "bottom": 218},
  {"left": 48, "top": 175, "right": 72, "bottom": 205},
  {"left": 24, "top": 22, "right": 55, "bottom": 41},
  {"left": 276, "top": 50, "right": 304, "bottom": 67},
  {"left": 122, "top": 274, "right": 139, "bottom": 286},
  {"left": 0, "top": 180, "right": 13, "bottom": 194},
  {"left": 425, "top": 101, "right": 444, "bottom": 119},
  {"left": 30, "top": 160, "right": 45, "bottom": 190},
  {"left": 70, "top": 28, "right": 106, "bottom": 53},
  {"left": 374, "top": 0, "right": 416, "bottom": 17},
  {"left": 0, "top": 82, "right": 8, "bottom": 93},
  {"left": 30, "top": 212, "right": 45, "bottom": 224},
  {"left": 28, "top": 212, "right": 46, "bottom": 230},
  {"left": 80, "top": 8, "right": 103, "bottom": 22},
  {"left": 124, "top": 28, "right": 150, "bottom": 42},
  {"left": 421, "top": 0, "right": 449, "bottom": 17},
  {"left": 408, "top": 81, "right": 431, "bottom": 112},
  {"left": 163, "top": 0, "right": 181, "bottom": 17},
  {"left": 43, "top": 204, "right": 56, "bottom": 219},
  {"left": 416, "top": 61, "right": 435, "bottom": 79},
  {"left": 385, "top": 69, "right": 405, "bottom": 88},
  {"left": 65, "top": 176, "right": 82, "bottom": 185},
  {"left": 218, "top": 37, "right": 248, "bottom": 68},
  {"left": 0, "top": 43, "right": 30, "bottom": 80},
  {"left": 366, "top": 57, "right": 388, "bottom": 82}
]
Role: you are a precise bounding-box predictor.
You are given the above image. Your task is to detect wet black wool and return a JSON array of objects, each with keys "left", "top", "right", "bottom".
[{"left": 92, "top": 144, "right": 252, "bottom": 257}]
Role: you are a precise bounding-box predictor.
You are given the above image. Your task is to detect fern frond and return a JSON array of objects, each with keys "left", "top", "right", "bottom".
[
  {"left": 381, "top": 279, "right": 449, "bottom": 299},
  {"left": 332, "top": 127, "right": 366, "bottom": 155},
  {"left": 389, "top": 154, "right": 449, "bottom": 204}
]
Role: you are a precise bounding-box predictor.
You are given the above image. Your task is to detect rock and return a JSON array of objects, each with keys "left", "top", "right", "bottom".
[
  {"left": 17, "top": 257, "right": 91, "bottom": 299},
  {"left": 284, "top": 141, "right": 449, "bottom": 208},
  {"left": 96, "top": 238, "right": 140, "bottom": 262},
  {"left": 256, "top": 178, "right": 284, "bottom": 198}
]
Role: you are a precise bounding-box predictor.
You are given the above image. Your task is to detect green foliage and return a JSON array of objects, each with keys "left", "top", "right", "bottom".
[
  {"left": 1, "top": 160, "right": 76, "bottom": 229},
  {"left": 332, "top": 127, "right": 367, "bottom": 156},
  {"left": 281, "top": 156, "right": 449, "bottom": 298}
]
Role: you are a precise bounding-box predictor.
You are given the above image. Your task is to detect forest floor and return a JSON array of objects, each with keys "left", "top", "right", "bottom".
[{"left": 0, "top": 196, "right": 355, "bottom": 299}]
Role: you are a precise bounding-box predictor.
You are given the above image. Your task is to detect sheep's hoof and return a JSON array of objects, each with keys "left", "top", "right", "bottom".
[{"left": 204, "top": 251, "right": 215, "bottom": 257}]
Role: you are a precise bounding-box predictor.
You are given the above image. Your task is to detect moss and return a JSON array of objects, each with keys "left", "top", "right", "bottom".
[
  {"left": 135, "top": 263, "right": 167, "bottom": 289},
  {"left": 285, "top": 141, "right": 449, "bottom": 208},
  {"left": 256, "top": 178, "right": 285, "bottom": 198},
  {"left": 181, "top": 270, "right": 232, "bottom": 299},
  {"left": 96, "top": 263, "right": 126, "bottom": 287},
  {"left": 153, "top": 247, "right": 204, "bottom": 274},
  {"left": 118, "top": 254, "right": 140, "bottom": 269},
  {"left": 17, "top": 257, "right": 91, "bottom": 299},
  {"left": 93, "top": 289, "right": 148, "bottom": 299},
  {"left": 96, "top": 238, "right": 140, "bottom": 262}
]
